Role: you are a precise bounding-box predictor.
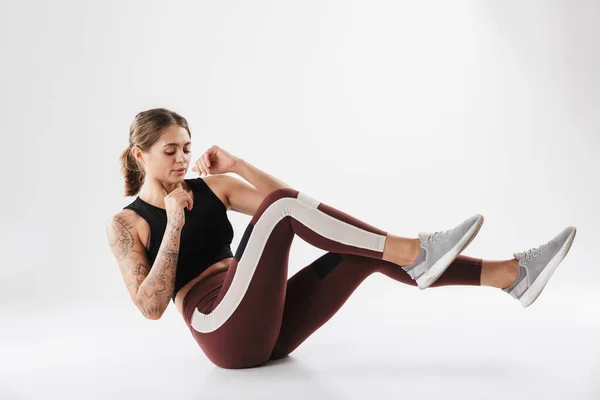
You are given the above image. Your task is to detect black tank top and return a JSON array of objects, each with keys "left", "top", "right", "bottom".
[{"left": 123, "top": 178, "right": 234, "bottom": 302}]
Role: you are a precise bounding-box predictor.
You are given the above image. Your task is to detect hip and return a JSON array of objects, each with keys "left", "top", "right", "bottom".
[{"left": 174, "top": 257, "right": 234, "bottom": 315}]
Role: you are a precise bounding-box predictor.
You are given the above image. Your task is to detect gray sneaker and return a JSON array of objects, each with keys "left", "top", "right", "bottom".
[
  {"left": 503, "top": 226, "right": 577, "bottom": 308},
  {"left": 402, "top": 214, "right": 484, "bottom": 290}
]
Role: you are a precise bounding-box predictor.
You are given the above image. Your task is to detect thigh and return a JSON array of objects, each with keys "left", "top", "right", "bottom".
[{"left": 182, "top": 217, "right": 295, "bottom": 369}]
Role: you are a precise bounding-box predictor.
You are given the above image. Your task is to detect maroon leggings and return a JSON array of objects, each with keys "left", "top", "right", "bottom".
[{"left": 182, "top": 188, "right": 482, "bottom": 369}]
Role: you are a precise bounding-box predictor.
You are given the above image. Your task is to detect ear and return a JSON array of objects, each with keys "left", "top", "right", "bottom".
[{"left": 131, "top": 146, "right": 144, "bottom": 166}]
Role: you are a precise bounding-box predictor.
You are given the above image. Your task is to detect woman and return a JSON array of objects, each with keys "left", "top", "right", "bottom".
[{"left": 106, "top": 108, "right": 577, "bottom": 369}]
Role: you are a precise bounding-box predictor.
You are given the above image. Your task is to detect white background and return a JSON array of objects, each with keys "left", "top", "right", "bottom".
[{"left": 1, "top": 0, "right": 598, "bottom": 399}]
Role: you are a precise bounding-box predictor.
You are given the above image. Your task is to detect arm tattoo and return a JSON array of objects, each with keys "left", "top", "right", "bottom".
[
  {"left": 107, "top": 212, "right": 181, "bottom": 319},
  {"left": 135, "top": 222, "right": 182, "bottom": 319},
  {"left": 107, "top": 215, "right": 135, "bottom": 261},
  {"left": 128, "top": 262, "right": 149, "bottom": 293}
]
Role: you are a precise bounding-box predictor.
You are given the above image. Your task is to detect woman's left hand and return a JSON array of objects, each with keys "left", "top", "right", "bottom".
[{"left": 192, "top": 145, "right": 238, "bottom": 177}]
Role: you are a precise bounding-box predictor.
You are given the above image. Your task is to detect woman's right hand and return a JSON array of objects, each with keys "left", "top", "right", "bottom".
[{"left": 162, "top": 185, "right": 194, "bottom": 229}]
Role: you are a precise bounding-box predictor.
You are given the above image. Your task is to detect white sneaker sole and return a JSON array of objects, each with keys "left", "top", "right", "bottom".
[
  {"left": 416, "top": 215, "right": 484, "bottom": 290},
  {"left": 518, "top": 227, "right": 577, "bottom": 308}
]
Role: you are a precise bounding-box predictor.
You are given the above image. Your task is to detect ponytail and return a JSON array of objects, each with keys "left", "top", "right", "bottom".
[{"left": 120, "top": 146, "right": 145, "bottom": 197}]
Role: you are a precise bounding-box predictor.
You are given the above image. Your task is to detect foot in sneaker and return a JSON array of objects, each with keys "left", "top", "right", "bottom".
[
  {"left": 402, "top": 214, "right": 484, "bottom": 290},
  {"left": 503, "top": 226, "right": 577, "bottom": 308}
]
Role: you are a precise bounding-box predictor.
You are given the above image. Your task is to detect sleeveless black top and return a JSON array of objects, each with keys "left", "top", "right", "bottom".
[{"left": 123, "top": 178, "right": 234, "bottom": 302}]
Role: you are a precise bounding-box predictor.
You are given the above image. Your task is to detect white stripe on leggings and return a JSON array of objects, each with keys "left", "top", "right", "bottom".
[{"left": 190, "top": 192, "right": 387, "bottom": 333}]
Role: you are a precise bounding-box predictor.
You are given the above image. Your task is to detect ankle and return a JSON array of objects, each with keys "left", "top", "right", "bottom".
[
  {"left": 383, "top": 235, "right": 421, "bottom": 266},
  {"left": 402, "top": 238, "right": 422, "bottom": 266},
  {"left": 480, "top": 259, "right": 519, "bottom": 289},
  {"left": 503, "top": 259, "right": 519, "bottom": 287}
]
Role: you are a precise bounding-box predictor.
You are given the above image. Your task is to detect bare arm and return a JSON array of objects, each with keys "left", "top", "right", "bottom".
[
  {"left": 106, "top": 211, "right": 181, "bottom": 320},
  {"left": 219, "top": 174, "right": 266, "bottom": 217},
  {"left": 133, "top": 219, "right": 181, "bottom": 319},
  {"left": 230, "top": 158, "right": 290, "bottom": 196}
]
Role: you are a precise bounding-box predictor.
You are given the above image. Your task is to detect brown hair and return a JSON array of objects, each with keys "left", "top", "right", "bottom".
[{"left": 120, "top": 108, "right": 191, "bottom": 197}]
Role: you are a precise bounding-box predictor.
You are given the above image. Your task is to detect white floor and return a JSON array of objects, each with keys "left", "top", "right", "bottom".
[{"left": 2, "top": 280, "right": 599, "bottom": 400}]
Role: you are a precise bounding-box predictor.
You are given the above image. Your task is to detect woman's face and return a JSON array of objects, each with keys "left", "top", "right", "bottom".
[{"left": 136, "top": 124, "right": 192, "bottom": 183}]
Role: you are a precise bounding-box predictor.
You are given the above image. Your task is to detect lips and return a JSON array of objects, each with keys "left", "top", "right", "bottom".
[{"left": 174, "top": 168, "right": 186, "bottom": 172}]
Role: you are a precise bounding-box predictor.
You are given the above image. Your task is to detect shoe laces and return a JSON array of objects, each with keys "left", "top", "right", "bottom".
[
  {"left": 513, "top": 243, "right": 548, "bottom": 265},
  {"left": 422, "top": 229, "right": 451, "bottom": 246}
]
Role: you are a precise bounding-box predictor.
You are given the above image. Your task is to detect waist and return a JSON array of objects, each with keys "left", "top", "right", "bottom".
[
  {"left": 181, "top": 264, "right": 230, "bottom": 325},
  {"left": 171, "top": 244, "right": 234, "bottom": 301}
]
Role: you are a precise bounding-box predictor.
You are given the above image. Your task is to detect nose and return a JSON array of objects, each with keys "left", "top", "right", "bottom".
[{"left": 176, "top": 149, "right": 186, "bottom": 164}]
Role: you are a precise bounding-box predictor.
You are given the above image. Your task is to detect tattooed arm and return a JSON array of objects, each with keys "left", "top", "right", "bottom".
[{"left": 106, "top": 210, "right": 181, "bottom": 320}]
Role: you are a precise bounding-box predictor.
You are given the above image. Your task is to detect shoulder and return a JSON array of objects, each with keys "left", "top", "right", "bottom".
[
  {"left": 106, "top": 208, "right": 155, "bottom": 252},
  {"left": 187, "top": 174, "right": 229, "bottom": 187},
  {"left": 214, "top": 175, "right": 265, "bottom": 216},
  {"left": 210, "top": 174, "right": 241, "bottom": 200},
  {"left": 193, "top": 175, "right": 232, "bottom": 210},
  {"left": 106, "top": 209, "right": 140, "bottom": 235},
  {"left": 106, "top": 208, "right": 149, "bottom": 241}
]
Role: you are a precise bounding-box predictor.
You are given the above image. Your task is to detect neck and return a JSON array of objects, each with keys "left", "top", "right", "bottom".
[{"left": 139, "top": 177, "right": 186, "bottom": 206}]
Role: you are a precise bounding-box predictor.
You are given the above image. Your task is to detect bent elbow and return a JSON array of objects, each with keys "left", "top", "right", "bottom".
[
  {"left": 140, "top": 308, "right": 164, "bottom": 320},
  {"left": 133, "top": 296, "right": 165, "bottom": 320}
]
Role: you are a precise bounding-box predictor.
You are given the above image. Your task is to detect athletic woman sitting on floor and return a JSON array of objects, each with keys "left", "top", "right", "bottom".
[{"left": 106, "top": 108, "right": 577, "bottom": 369}]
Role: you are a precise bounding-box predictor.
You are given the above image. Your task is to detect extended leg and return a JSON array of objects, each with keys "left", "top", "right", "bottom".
[{"left": 269, "top": 252, "right": 483, "bottom": 360}]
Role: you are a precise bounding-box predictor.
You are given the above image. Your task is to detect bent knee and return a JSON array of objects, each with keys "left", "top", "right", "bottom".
[
  {"left": 264, "top": 187, "right": 297, "bottom": 203},
  {"left": 251, "top": 187, "right": 299, "bottom": 223}
]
